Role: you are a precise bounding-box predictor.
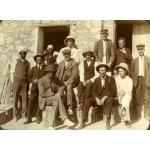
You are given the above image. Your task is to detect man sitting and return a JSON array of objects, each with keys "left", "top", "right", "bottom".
[{"left": 38, "top": 64, "right": 74, "bottom": 129}]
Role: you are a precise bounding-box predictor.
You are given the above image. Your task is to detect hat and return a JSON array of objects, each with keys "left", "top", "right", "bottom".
[
  {"left": 33, "top": 53, "right": 44, "bottom": 62},
  {"left": 64, "top": 35, "right": 75, "bottom": 45},
  {"left": 82, "top": 50, "right": 94, "bottom": 58},
  {"left": 136, "top": 44, "right": 145, "bottom": 49},
  {"left": 43, "top": 50, "right": 48, "bottom": 56},
  {"left": 100, "top": 29, "right": 108, "bottom": 34},
  {"left": 45, "top": 64, "right": 57, "bottom": 73},
  {"left": 62, "top": 48, "right": 71, "bottom": 55},
  {"left": 96, "top": 64, "right": 109, "bottom": 72},
  {"left": 19, "top": 48, "right": 28, "bottom": 55},
  {"left": 116, "top": 62, "right": 129, "bottom": 73},
  {"left": 47, "top": 45, "right": 54, "bottom": 50}
]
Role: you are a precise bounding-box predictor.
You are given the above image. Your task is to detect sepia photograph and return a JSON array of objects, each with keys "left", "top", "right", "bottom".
[{"left": 0, "top": 20, "right": 150, "bottom": 130}]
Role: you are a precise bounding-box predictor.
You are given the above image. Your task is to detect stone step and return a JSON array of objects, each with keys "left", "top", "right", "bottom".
[{"left": 0, "top": 104, "right": 13, "bottom": 125}]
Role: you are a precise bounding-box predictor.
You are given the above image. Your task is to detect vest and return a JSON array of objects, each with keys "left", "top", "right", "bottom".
[
  {"left": 84, "top": 60, "right": 95, "bottom": 81},
  {"left": 14, "top": 59, "right": 29, "bottom": 80}
]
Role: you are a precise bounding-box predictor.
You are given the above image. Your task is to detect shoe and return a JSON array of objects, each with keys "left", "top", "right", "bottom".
[
  {"left": 36, "top": 119, "right": 41, "bottom": 124},
  {"left": 23, "top": 119, "right": 32, "bottom": 124},
  {"left": 47, "top": 126, "right": 55, "bottom": 130},
  {"left": 125, "top": 121, "right": 131, "bottom": 128},
  {"left": 75, "top": 122, "right": 85, "bottom": 130},
  {"left": 63, "top": 119, "right": 74, "bottom": 127},
  {"left": 15, "top": 114, "right": 22, "bottom": 122},
  {"left": 105, "top": 120, "right": 111, "bottom": 130},
  {"left": 68, "top": 109, "right": 73, "bottom": 116}
]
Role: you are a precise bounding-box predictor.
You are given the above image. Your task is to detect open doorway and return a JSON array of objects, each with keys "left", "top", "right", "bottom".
[
  {"left": 115, "top": 21, "right": 133, "bottom": 51},
  {"left": 37, "top": 25, "right": 70, "bottom": 53}
]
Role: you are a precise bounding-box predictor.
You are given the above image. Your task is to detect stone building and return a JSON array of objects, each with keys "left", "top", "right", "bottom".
[{"left": 0, "top": 20, "right": 150, "bottom": 102}]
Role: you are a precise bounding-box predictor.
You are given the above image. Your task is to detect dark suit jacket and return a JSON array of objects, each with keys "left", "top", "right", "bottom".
[
  {"left": 92, "top": 75, "right": 117, "bottom": 99},
  {"left": 131, "top": 56, "right": 150, "bottom": 88},
  {"left": 55, "top": 58, "right": 79, "bottom": 85},
  {"left": 38, "top": 75, "right": 64, "bottom": 110},
  {"left": 115, "top": 48, "right": 132, "bottom": 66},
  {"left": 28, "top": 65, "right": 46, "bottom": 92},
  {"left": 93, "top": 39, "right": 115, "bottom": 66}
]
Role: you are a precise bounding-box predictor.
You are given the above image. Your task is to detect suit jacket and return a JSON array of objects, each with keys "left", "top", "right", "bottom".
[
  {"left": 92, "top": 75, "right": 117, "bottom": 99},
  {"left": 131, "top": 55, "right": 150, "bottom": 88},
  {"left": 55, "top": 58, "right": 79, "bottom": 85},
  {"left": 93, "top": 39, "right": 115, "bottom": 66},
  {"left": 28, "top": 65, "right": 46, "bottom": 92},
  {"left": 38, "top": 75, "right": 64, "bottom": 110},
  {"left": 115, "top": 48, "right": 132, "bottom": 66}
]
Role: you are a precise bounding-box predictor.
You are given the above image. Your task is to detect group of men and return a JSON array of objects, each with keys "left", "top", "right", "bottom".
[{"left": 10, "top": 28, "right": 150, "bottom": 130}]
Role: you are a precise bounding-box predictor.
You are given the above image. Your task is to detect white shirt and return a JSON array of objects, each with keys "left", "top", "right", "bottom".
[
  {"left": 57, "top": 47, "right": 79, "bottom": 64},
  {"left": 101, "top": 76, "right": 106, "bottom": 88},
  {"left": 139, "top": 56, "right": 144, "bottom": 76},
  {"left": 102, "top": 40, "right": 107, "bottom": 64},
  {"left": 79, "top": 60, "right": 99, "bottom": 82},
  {"left": 64, "top": 61, "right": 69, "bottom": 67}
]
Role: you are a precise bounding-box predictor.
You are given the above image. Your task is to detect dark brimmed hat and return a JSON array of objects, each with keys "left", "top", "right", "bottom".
[
  {"left": 96, "top": 64, "right": 109, "bottom": 72},
  {"left": 19, "top": 48, "right": 28, "bottom": 55},
  {"left": 33, "top": 54, "right": 44, "bottom": 62},
  {"left": 100, "top": 29, "right": 108, "bottom": 34},
  {"left": 43, "top": 50, "right": 48, "bottom": 56},
  {"left": 116, "top": 62, "right": 129, "bottom": 74},
  {"left": 62, "top": 48, "right": 71, "bottom": 55},
  {"left": 136, "top": 44, "right": 145, "bottom": 49},
  {"left": 45, "top": 64, "right": 57, "bottom": 73},
  {"left": 82, "top": 50, "right": 94, "bottom": 58},
  {"left": 64, "top": 35, "right": 75, "bottom": 45}
]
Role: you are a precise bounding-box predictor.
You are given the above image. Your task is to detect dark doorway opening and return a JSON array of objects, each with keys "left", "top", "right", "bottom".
[
  {"left": 116, "top": 22, "right": 133, "bottom": 51},
  {"left": 37, "top": 25, "right": 70, "bottom": 53}
]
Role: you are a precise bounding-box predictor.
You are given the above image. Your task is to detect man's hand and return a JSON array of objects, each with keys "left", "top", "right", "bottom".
[
  {"left": 86, "top": 80, "right": 91, "bottom": 85},
  {"left": 107, "top": 62, "right": 111, "bottom": 68},
  {"left": 121, "top": 49, "right": 126, "bottom": 54},
  {"left": 83, "top": 81, "right": 87, "bottom": 87},
  {"left": 33, "top": 79, "right": 38, "bottom": 84},
  {"left": 101, "top": 96, "right": 108, "bottom": 104}
]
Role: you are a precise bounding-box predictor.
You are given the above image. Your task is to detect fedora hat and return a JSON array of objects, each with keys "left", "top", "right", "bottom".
[
  {"left": 116, "top": 62, "right": 129, "bottom": 73},
  {"left": 47, "top": 44, "right": 54, "bottom": 50},
  {"left": 96, "top": 63, "right": 109, "bottom": 72},
  {"left": 64, "top": 35, "right": 75, "bottom": 45},
  {"left": 100, "top": 29, "right": 108, "bottom": 34},
  {"left": 82, "top": 50, "right": 94, "bottom": 58},
  {"left": 136, "top": 44, "right": 145, "bottom": 50},
  {"left": 45, "top": 64, "right": 57, "bottom": 73},
  {"left": 33, "top": 53, "right": 44, "bottom": 62},
  {"left": 43, "top": 50, "right": 48, "bottom": 56},
  {"left": 18, "top": 48, "right": 29, "bottom": 55}
]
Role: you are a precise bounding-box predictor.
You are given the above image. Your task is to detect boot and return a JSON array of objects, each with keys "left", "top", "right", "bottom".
[
  {"left": 23, "top": 119, "right": 32, "bottom": 124},
  {"left": 105, "top": 119, "right": 111, "bottom": 130},
  {"left": 75, "top": 122, "right": 85, "bottom": 130}
]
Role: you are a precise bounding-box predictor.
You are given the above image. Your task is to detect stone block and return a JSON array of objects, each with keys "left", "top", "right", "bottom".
[{"left": 0, "top": 111, "right": 6, "bottom": 125}]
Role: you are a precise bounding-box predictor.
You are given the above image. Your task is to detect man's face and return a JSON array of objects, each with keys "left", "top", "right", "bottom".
[
  {"left": 20, "top": 52, "right": 27, "bottom": 60},
  {"left": 47, "top": 72, "right": 54, "bottom": 79},
  {"left": 118, "top": 68, "right": 126, "bottom": 78},
  {"left": 99, "top": 67, "right": 107, "bottom": 78},
  {"left": 101, "top": 33, "right": 108, "bottom": 40},
  {"left": 36, "top": 56, "right": 43, "bottom": 65},
  {"left": 67, "top": 39, "right": 74, "bottom": 47},
  {"left": 85, "top": 53, "right": 92, "bottom": 61},
  {"left": 44, "top": 55, "right": 49, "bottom": 61},
  {"left": 63, "top": 54, "right": 71, "bottom": 61},
  {"left": 118, "top": 40, "right": 126, "bottom": 49},
  {"left": 138, "top": 48, "right": 145, "bottom": 56}
]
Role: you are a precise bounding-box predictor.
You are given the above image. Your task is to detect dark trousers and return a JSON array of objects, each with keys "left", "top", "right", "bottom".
[
  {"left": 135, "top": 77, "right": 145, "bottom": 119},
  {"left": 45, "top": 93, "right": 67, "bottom": 126},
  {"left": 82, "top": 97, "right": 113, "bottom": 122},
  {"left": 26, "top": 89, "right": 42, "bottom": 121},
  {"left": 77, "top": 82, "right": 93, "bottom": 103},
  {"left": 13, "top": 78, "right": 28, "bottom": 117}
]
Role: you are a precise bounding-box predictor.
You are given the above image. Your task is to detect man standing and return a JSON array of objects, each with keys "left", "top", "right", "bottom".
[
  {"left": 93, "top": 29, "right": 115, "bottom": 70},
  {"left": 10, "top": 48, "right": 30, "bottom": 121},
  {"left": 24, "top": 53, "right": 46, "bottom": 124},
  {"left": 38, "top": 64, "right": 74, "bottom": 129},
  {"left": 115, "top": 37, "right": 132, "bottom": 67},
  {"left": 76, "top": 64, "right": 117, "bottom": 130},
  {"left": 57, "top": 36, "right": 79, "bottom": 64},
  {"left": 56, "top": 48, "right": 79, "bottom": 115},
  {"left": 131, "top": 44, "right": 150, "bottom": 129}
]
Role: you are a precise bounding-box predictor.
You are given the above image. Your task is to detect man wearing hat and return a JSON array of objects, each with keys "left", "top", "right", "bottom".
[
  {"left": 56, "top": 35, "right": 79, "bottom": 64},
  {"left": 10, "top": 48, "right": 30, "bottom": 121},
  {"left": 93, "top": 29, "right": 115, "bottom": 70},
  {"left": 38, "top": 64, "right": 74, "bottom": 129},
  {"left": 76, "top": 63, "right": 117, "bottom": 130},
  {"left": 24, "top": 53, "right": 46, "bottom": 124},
  {"left": 115, "top": 37, "right": 132, "bottom": 67},
  {"left": 47, "top": 44, "right": 59, "bottom": 59},
  {"left": 131, "top": 44, "right": 150, "bottom": 129},
  {"left": 56, "top": 48, "right": 79, "bottom": 115},
  {"left": 115, "top": 62, "right": 133, "bottom": 128}
]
